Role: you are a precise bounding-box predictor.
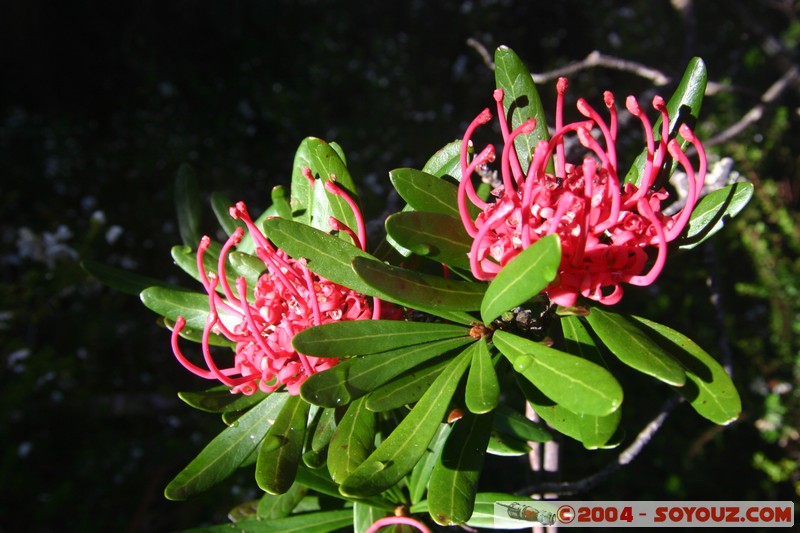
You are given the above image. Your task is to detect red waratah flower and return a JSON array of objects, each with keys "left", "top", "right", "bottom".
[
  {"left": 458, "top": 78, "right": 707, "bottom": 307},
  {"left": 171, "top": 171, "right": 379, "bottom": 395}
]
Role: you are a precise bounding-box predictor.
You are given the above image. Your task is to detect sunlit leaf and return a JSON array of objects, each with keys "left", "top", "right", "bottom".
[
  {"left": 354, "top": 502, "right": 388, "bottom": 533},
  {"left": 422, "top": 140, "right": 463, "bottom": 179},
  {"left": 494, "top": 46, "right": 550, "bottom": 174},
  {"left": 408, "top": 423, "right": 451, "bottom": 505},
  {"left": 486, "top": 432, "right": 530, "bottom": 456},
  {"left": 256, "top": 395, "right": 309, "bottom": 495},
  {"left": 491, "top": 404, "right": 551, "bottom": 443},
  {"left": 210, "top": 191, "right": 245, "bottom": 237},
  {"left": 256, "top": 482, "right": 308, "bottom": 520},
  {"left": 292, "top": 320, "right": 469, "bottom": 358},
  {"left": 428, "top": 411, "right": 493, "bottom": 526},
  {"left": 389, "top": 168, "right": 462, "bottom": 218},
  {"left": 410, "top": 492, "right": 539, "bottom": 530},
  {"left": 178, "top": 386, "right": 267, "bottom": 414},
  {"left": 677, "top": 182, "right": 754, "bottom": 249},
  {"left": 294, "top": 465, "right": 394, "bottom": 511},
  {"left": 365, "top": 357, "right": 450, "bottom": 412},
  {"left": 310, "top": 407, "right": 337, "bottom": 453},
  {"left": 300, "top": 336, "right": 471, "bottom": 408},
  {"left": 465, "top": 338, "right": 499, "bottom": 414},
  {"left": 630, "top": 315, "right": 741, "bottom": 424},
  {"left": 385, "top": 211, "right": 473, "bottom": 270},
  {"left": 140, "top": 287, "right": 213, "bottom": 332},
  {"left": 180, "top": 509, "right": 353, "bottom": 533},
  {"left": 175, "top": 163, "right": 202, "bottom": 247},
  {"left": 480, "top": 234, "right": 561, "bottom": 324},
  {"left": 271, "top": 184, "right": 292, "bottom": 220},
  {"left": 165, "top": 393, "right": 288, "bottom": 500},
  {"left": 494, "top": 330, "right": 622, "bottom": 416},
  {"left": 585, "top": 307, "right": 686, "bottom": 386},
  {"left": 338, "top": 343, "right": 473, "bottom": 497},
  {"left": 328, "top": 397, "right": 374, "bottom": 483}
]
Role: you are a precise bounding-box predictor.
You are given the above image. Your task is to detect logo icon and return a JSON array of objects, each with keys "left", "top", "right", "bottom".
[
  {"left": 497, "top": 502, "right": 556, "bottom": 525},
  {"left": 556, "top": 505, "right": 575, "bottom": 524}
]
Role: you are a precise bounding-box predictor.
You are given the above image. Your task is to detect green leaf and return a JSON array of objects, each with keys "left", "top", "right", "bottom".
[
  {"left": 578, "top": 408, "right": 623, "bottom": 450},
  {"left": 180, "top": 509, "right": 353, "bottom": 533},
  {"left": 292, "top": 320, "right": 469, "bottom": 358},
  {"left": 228, "top": 251, "right": 266, "bottom": 290},
  {"left": 210, "top": 191, "right": 245, "bottom": 237},
  {"left": 385, "top": 211, "right": 473, "bottom": 270},
  {"left": 327, "top": 397, "right": 375, "bottom": 483},
  {"left": 480, "top": 234, "right": 561, "bottom": 324},
  {"left": 81, "top": 259, "right": 179, "bottom": 297},
  {"left": 678, "top": 182, "right": 754, "bottom": 249},
  {"left": 175, "top": 163, "right": 202, "bottom": 247},
  {"left": 410, "top": 492, "right": 542, "bottom": 530},
  {"left": 408, "top": 423, "right": 451, "bottom": 504},
  {"left": 629, "top": 315, "right": 741, "bottom": 424},
  {"left": 493, "top": 330, "right": 622, "bottom": 416},
  {"left": 256, "top": 395, "right": 310, "bottom": 494},
  {"left": 300, "top": 336, "right": 471, "bottom": 408},
  {"left": 486, "top": 432, "right": 530, "bottom": 456},
  {"left": 428, "top": 410, "right": 493, "bottom": 526},
  {"left": 422, "top": 140, "right": 463, "bottom": 179},
  {"left": 584, "top": 307, "right": 686, "bottom": 387},
  {"left": 389, "top": 168, "right": 462, "bottom": 218},
  {"left": 354, "top": 503, "right": 388, "bottom": 533},
  {"left": 178, "top": 387, "right": 267, "bottom": 414},
  {"left": 494, "top": 46, "right": 550, "bottom": 174},
  {"left": 165, "top": 393, "right": 289, "bottom": 500},
  {"left": 338, "top": 343, "right": 474, "bottom": 497},
  {"left": 465, "top": 338, "right": 499, "bottom": 414},
  {"left": 625, "top": 57, "right": 707, "bottom": 185},
  {"left": 491, "top": 404, "right": 551, "bottom": 443},
  {"left": 352, "top": 256, "right": 484, "bottom": 320},
  {"left": 271, "top": 184, "right": 292, "bottom": 220},
  {"left": 257, "top": 482, "right": 308, "bottom": 520},
  {"left": 310, "top": 407, "right": 337, "bottom": 452},
  {"left": 140, "top": 287, "right": 214, "bottom": 332},
  {"left": 294, "top": 465, "right": 394, "bottom": 511},
  {"left": 365, "top": 357, "right": 450, "bottom": 412},
  {"left": 514, "top": 373, "right": 582, "bottom": 442}
]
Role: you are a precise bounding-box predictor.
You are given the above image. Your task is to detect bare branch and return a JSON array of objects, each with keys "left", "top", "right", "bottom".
[
  {"left": 466, "top": 38, "right": 495, "bottom": 71},
  {"left": 531, "top": 50, "right": 671, "bottom": 86}
]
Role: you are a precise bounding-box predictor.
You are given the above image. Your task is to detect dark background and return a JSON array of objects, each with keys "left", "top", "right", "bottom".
[{"left": 2, "top": 1, "right": 798, "bottom": 531}]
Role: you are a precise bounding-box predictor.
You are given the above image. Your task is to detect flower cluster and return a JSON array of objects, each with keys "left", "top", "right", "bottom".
[
  {"left": 458, "top": 78, "right": 707, "bottom": 306},
  {"left": 171, "top": 173, "right": 377, "bottom": 395}
]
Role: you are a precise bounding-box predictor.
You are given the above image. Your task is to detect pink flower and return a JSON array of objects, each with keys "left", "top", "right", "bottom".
[
  {"left": 171, "top": 171, "right": 379, "bottom": 395},
  {"left": 458, "top": 78, "right": 707, "bottom": 307}
]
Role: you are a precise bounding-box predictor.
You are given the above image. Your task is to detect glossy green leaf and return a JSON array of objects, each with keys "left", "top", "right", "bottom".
[
  {"left": 494, "top": 46, "right": 550, "bottom": 174},
  {"left": 354, "top": 502, "right": 388, "bottom": 533},
  {"left": 300, "top": 336, "right": 471, "bottom": 408},
  {"left": 365, "top": 357, "right": 450, "bottom": 412},
  {"left": 294, "top": 465, "right": 394, "bottom": 511},
  {"left": 256, "top": 482, "right": 308, "bottom": 520},
  {"left": 163, "top": 317, "right": 233, "bottom": 348},
  {"left": 181, "top": 509, "right": 353, "bottom": 533},
  {"left": 81, "top": 259, "right": 178, "bottom": 297},
  {"left": 256, "top": 395, "right": 309, "bottom": 495},
  {"left": 140, "top": 287, "right": 213, "bottom": 332},
  {"left": 578, "top": 408, "right": 623, "bottom": 450},
  {"left": 338, "top": 344, "right": 473, "bottom": 497},
  {"left": 585, "top": 307, "right": 686, "bottom": 386},
  {"left": 327, "top": 397, "right": 375, "bottom": 483},
  {"left": 678, "top": 182, "right": 755, "bottom": 249},
  {"left": 175, "top": 163, "right": 202, "bottom": 247},
  {"left": 292, "top": 320, "right": 469, "bottom": 358},
  {"left": 389, "top": 167, "right": 461, "bottom": 218},
  {"left": 352, "top": 256, "right": 484, "bottom": 318},
  {"left": 480, "top": 234, "right": 561, "bottom": 324},
  {"left": 514, "top": 373, "right": 582, "bottom": 442},
  {"left": 491, "top": 404, "right": 551, "bottom": 443},
  {"left": 408, "top": 423, "right": 451, "bottom": 505},
  {"left": 165, "top": 392, "right": 288, "bottom": 500},
  {"left": 290, "top": 137, "right": 359, "bottom": 237},
  {"left": 465, "top": 338, "right": 499, "bottom": 414},
  {"left": 486, "top": 432, "right": 530, "bottom": 456},
  {"left": 385, "top": 211, "right": 473, "bottom": 270},
  {"left": 625, "top": 57, "right": 707, "bottom": 185},
  {"left": 271, "top": 184, "right": 292, "bottom": 220},
  {"left": 630, "top": 315, "right": 741, "bottom": 424},
  {"left": 261, "top": 217, "right": 375, "bottom": 295},
  {"left": 494, "top": 330, "right": 622, "bottom": 416},
  {"left": 310, "top": 407, "right": 337, "bottom": 452},
  {"left": 178, "top": 386, "right": 267, "bottom": 414},
  {"left": 561, "top": 315, "right": 605, "bottom": 365},
  {"left": 422, "top": 140, "right": 463, "bottom": 179},
  {"left": 410, "top": 492, "right": 537, "bottom": 530},
  {"left": 228, "top": 250, "right": 265, "bottom": 290},
  {"left": 428, "top": 411, "right": 493, "bottom": 526},
  {"left": 210, "top": 191, "right": 245, "bottom": 237}
]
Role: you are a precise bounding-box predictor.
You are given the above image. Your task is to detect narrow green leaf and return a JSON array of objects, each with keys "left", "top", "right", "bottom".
[
  {"left": 300, "top": 336, "right": 471, "bottom": 408},
  {"left": 256, "top": 395, "right": 309, "bottom": 495},
  {"left": 365, "top": 357, "right": 450, "bottom": 412},
  {"left": 678, "top": 182, "right": 754, "bottom": 249},
  {"left": 578, "top": 408, "right": 623, "bottom": 450},
  {"left": 389, "top": 168, "right": 463, "bottom": 218},
  {"left": 625, "top": 57, "right": 707, "bottom": 185},
  {"left": 630, "top": 315, "right": 741, "bottom": 424},
  {"left": 271, "top": 184, "right": 292, "bottom": 220},
  {"left": 494, "top": 46, "right": 550, "bottom": 174},
  {"left": 140, "top": 287, "right": 214, "bottom": 332},
  {"left": 428, "top": 411, "right": 493, "bottom": 526},
  {"left": 175, "top": 163, "right": 202, "bottom": 246},
  {"left": 585, "top": 307, "right": 686, "bottom": 386},
  {"left": 294, "top": 465, "right": 395, "bottom": 511},
  {"left": 181, "top": 509, "right": 353, "bottom": 533},
  {"left": 486, "top": 433, "right": 530, "bottom": 456},
  {"left": 494, "top": 330, "right": 623, "bottom": 416},
  {"left": 81, "top": 259, "right": 179, "bottom": 296},
  {"left": 178, "top": 387, "right": 267, "bottom": 414},
  {"left": 410, "top": 492, "right": 538, "bottom": 530},
  {"left": 409, "top": 423, "right": 451, "bottom": 505},
  {"left": 480, "top": 234, "right": 561, "bottom": 324},
  {"left": 465, "top": 338, "right": 499, "bottom": 414},
  {"left": 352, "top": 256, "right": 484, "bottom": 315},
  {"left": 165, "top": 393, "right": 289, "bottom": 500},
  {"left": 328, "top": 397, "right": 375, "bottom": 483},
  {"left": 422, "top": 140, "right": 463, "bottom": 179},
  {"left": 514, "top": 373, "right": 582, "bottom": 442},
  {"left": 339, "top": 344, "right": 474, "bottom": 497},
  {"left": 256, "top": 482, "right": 308, "bottom": 520},
  {"left": 310, "top": 407, "right": 337, "bottom": 452},
  {"left": 491, "top": 404, "right": 551, "bottom": 443},
  {"left": 210, "top": 191, "right": 245, "bottom": 237},
  {"left": 292, "top": 320, "right": 469, "bottom": 358},
  {"left": 354, "top": 503, "right": 388, "bottom": 533},
  {"left": 228, "top": 251, "right": 265, "bottom": 289},
  {"left": 385, "top": 211, "right": 473, "bottom": 270}
]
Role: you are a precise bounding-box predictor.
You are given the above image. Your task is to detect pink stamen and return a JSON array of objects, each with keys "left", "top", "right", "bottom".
[{"left": 324, "top": 180, "right": 366, "bottom": 251}]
